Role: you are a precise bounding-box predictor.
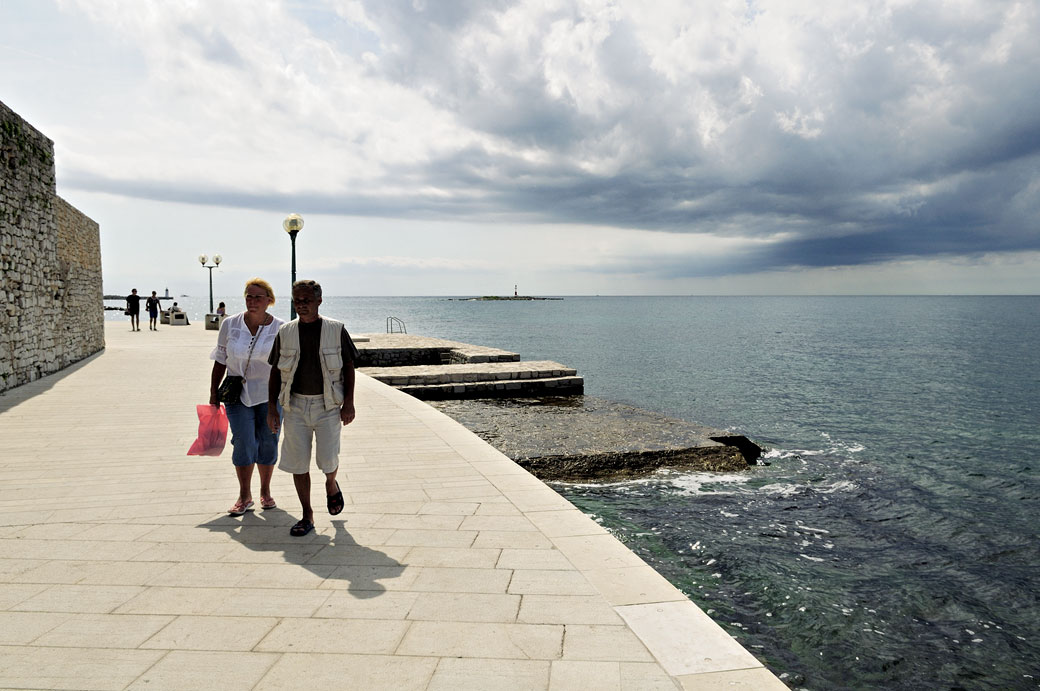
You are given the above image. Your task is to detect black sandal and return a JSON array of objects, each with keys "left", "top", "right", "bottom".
[
  {"left": 327, "top": 482, "right": 344, "bottom": 516},
  {"left": 289, "top": 519, "right": 314, "bottom": 537}
]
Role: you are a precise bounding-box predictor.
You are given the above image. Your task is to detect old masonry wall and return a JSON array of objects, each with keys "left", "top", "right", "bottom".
[{"left": 1, "top": 99, "right": 104, "bottom": 393}]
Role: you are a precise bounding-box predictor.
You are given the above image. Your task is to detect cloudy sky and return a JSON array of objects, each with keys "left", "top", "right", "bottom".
[{"left": 2, "top": 0, "right": 1038, "bottom": 296}]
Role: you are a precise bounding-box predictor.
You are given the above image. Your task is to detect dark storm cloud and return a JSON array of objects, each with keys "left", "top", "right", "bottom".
[{"left": 342, "top": 0, "right": 1040, "bottom": 273}]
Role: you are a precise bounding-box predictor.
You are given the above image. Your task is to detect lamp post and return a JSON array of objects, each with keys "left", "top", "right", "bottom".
[
  {"left": 283, "top": 214, "right": 304, "bottom": 319},
  {"left": 199, "top": 254, "right": 222, "bottom": 314}
]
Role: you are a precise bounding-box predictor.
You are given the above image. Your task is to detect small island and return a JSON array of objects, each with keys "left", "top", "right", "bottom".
[
  {"left": 448, "top": 285, "right": 562, "bottom": 301},
  {"left": 462, "top": 296, "right": 563, "bottom": 301}
]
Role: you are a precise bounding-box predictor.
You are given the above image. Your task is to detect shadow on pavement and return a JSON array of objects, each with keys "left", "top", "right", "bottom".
[
  {"left": 0, "top": 349, "right": 105, "bottom": 412},
  {"left": 198, "top": 510, "right": 403, "bottom": 599}
]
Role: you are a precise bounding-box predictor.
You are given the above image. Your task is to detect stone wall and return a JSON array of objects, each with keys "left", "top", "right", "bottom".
[
  {"left": 1, "top": 100, "right": 104, "bottom": 393},
  {"left": 355, "top": 348, "right": 451, "bottom": 368}
]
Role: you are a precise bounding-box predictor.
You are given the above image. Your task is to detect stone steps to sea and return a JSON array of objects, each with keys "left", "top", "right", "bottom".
[
  {"left": 355, "top": 334, "right": 761, "bottom": 480},
  {"left": 355, "top": 334, "right": 584, "bottom": 399}
]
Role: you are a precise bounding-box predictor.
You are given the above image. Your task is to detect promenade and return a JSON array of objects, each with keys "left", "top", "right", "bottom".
[{"left": 0, "top": 321, "right": 785, "bottom": 690}]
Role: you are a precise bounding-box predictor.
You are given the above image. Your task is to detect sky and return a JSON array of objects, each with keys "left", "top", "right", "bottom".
[{"left": 1, "top": 0, "right": 1038, "bottom": 296}]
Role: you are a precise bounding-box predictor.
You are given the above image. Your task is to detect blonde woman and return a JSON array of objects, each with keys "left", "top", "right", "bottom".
[{"left": 209, "top": 278, "right": 285, "bottom": 515}]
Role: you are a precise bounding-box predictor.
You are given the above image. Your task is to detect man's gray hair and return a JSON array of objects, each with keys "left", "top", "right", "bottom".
[{"left": 292, "top": 279, "right": 322, "bottom": 299}]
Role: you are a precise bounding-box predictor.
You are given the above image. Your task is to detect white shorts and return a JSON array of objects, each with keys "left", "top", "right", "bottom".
[{"left": 278, "top": 394, "right": 341, "bottom": 475}]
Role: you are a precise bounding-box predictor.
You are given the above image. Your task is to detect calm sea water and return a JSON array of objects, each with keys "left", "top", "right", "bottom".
[{"left": 109, "top": 295, "right": 1040, "bottom": 689}]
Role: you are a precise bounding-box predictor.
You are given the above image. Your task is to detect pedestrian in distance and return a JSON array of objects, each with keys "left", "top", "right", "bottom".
[
  {"left": 267, "top": 279, "right": 359, "bottom": 537},
  {"left": 125, "top": 288, "right": 141, "bottom": 331},
  {"left": 209, "top": 278, "right": 285, "bottom": 515},
  {"left": 145, "top": 290, "right": 161, "bottom": 331}
]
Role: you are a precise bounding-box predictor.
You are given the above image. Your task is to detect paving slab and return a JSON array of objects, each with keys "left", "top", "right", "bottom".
[{"left": 0, "top": 321, "right": 785, "bottom": 690}]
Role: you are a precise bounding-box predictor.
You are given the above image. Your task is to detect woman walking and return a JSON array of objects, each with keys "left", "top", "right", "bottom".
[{"left": 209, "top": 278, "right": 284, "bottom": 515}]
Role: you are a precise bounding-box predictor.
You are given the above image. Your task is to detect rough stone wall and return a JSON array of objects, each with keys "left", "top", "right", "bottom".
[
  {"left": 355, "top": 348, "right": 450, "bottom": 368},
  {"left": 1, "top": 100, "right": 104, "bottom": 393},
  {"left": 54, "top": 196, "right": 104, "bottom": 363}
]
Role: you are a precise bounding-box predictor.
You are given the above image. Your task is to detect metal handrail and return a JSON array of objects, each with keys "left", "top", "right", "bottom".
[{"left": 386, "top": 316, "right": 407, "bottom": 334}]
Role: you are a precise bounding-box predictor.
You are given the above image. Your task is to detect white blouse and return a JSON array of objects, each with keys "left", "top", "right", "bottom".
[{"left": 210, "top": 312, "right": 284, "bottom": 407}]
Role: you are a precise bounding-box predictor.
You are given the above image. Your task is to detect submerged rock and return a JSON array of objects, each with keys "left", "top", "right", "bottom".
[{"left": 518, "top": 446, "right": 749, "bottom": 482}]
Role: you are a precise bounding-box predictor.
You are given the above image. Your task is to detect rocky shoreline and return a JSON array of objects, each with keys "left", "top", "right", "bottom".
[{"left": 429, "top": 395, "right": 763, "bottom": 483}]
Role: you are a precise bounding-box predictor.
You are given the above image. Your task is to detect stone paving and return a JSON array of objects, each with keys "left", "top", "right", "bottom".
[{"left": 0, "top": 322, "right": 786, "bottom": 690}]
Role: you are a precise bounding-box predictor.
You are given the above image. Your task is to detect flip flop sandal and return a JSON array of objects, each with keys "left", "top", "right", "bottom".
[
  {"left": 228, "top": 500, "right": 254, "bottom": 516},
  {"left": 290, "top": 519, "right": 314, "bottom": 537},
  {"left": 260, "top": 497, "right": 277, "bottom": 510},
  {"left": 327, "top": 482, "right": 344, "bottom": 516}
]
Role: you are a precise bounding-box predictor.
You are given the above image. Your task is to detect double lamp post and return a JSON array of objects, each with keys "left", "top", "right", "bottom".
[{"left": 198, "top": 253, "right": 222, "bottom": 314}]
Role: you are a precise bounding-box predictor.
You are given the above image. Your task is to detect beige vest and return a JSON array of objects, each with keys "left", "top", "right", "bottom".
[{"left": 275, "top": 317, "right": 346, "bottom": 410}]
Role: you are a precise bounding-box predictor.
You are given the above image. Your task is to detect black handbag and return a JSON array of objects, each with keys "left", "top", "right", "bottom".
[
  {"left": 217, "top": 375, "right": 243, "bottom": 404},
  {"left": 217, "top": 321, "right": 265, "bottom": 405}
]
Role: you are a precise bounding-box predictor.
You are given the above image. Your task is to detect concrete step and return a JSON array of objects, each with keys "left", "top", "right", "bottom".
[
  {"left": 356, "top": 333, "right": 519, "bottom": 367},
  {"left": 358, "top": 360, "right": 578, "bottom": 386},
  {"left": 397, "top": 375, "right": 584, "bottom": 399}
]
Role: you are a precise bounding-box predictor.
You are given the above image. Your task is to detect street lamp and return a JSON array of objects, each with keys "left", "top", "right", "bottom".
[
  {"left": 283, "top": 214, "right": 304, "bottom": 319},
  {"left": 199, "top": 254, "right": 222, "bottom": 314}
]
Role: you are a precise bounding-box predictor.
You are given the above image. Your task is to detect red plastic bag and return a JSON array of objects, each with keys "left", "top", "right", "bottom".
[{"left": 187, "top": 404, "right": 228, "bottom": 456}]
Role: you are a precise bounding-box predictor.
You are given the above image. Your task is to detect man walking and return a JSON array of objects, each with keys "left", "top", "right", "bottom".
[
  {"left": 125, "top": 288, "right": 141, "bottom": 331},
  {"left": 267, "top": 280, "right": 359, "bottom": 537}
]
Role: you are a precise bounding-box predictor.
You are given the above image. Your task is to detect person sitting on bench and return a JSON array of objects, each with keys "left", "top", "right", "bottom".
[{"left": 170, "top": 302, "right": 190, "bottom": 325}]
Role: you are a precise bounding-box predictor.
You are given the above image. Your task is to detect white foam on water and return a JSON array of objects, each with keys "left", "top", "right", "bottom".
[
  {"left": 759, "top": 479, "right": 858, "bottom": 496},
  {"left": 665, "top": 470, "right": 754, "bottom": 495},
  {"left": 765, "top": 432, "right": 865, "bottom": 463},
  {"left": 552, "top": 475, "right": 663, "bottom": 489},
  {"left": 762, "top": 448, "right": 808, "bottom": 460},
  {"left": 817, "top": 480, "right": 857, "bottom": 494}
]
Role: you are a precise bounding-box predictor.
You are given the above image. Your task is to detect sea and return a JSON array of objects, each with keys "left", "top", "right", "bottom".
[{"left": 107, "top": 295, "right": 1040, "bottom": 690}]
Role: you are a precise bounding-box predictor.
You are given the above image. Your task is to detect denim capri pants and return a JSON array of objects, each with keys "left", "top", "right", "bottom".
[{"left": 225, "top": 400, "right": 281, "bottom": 467}]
